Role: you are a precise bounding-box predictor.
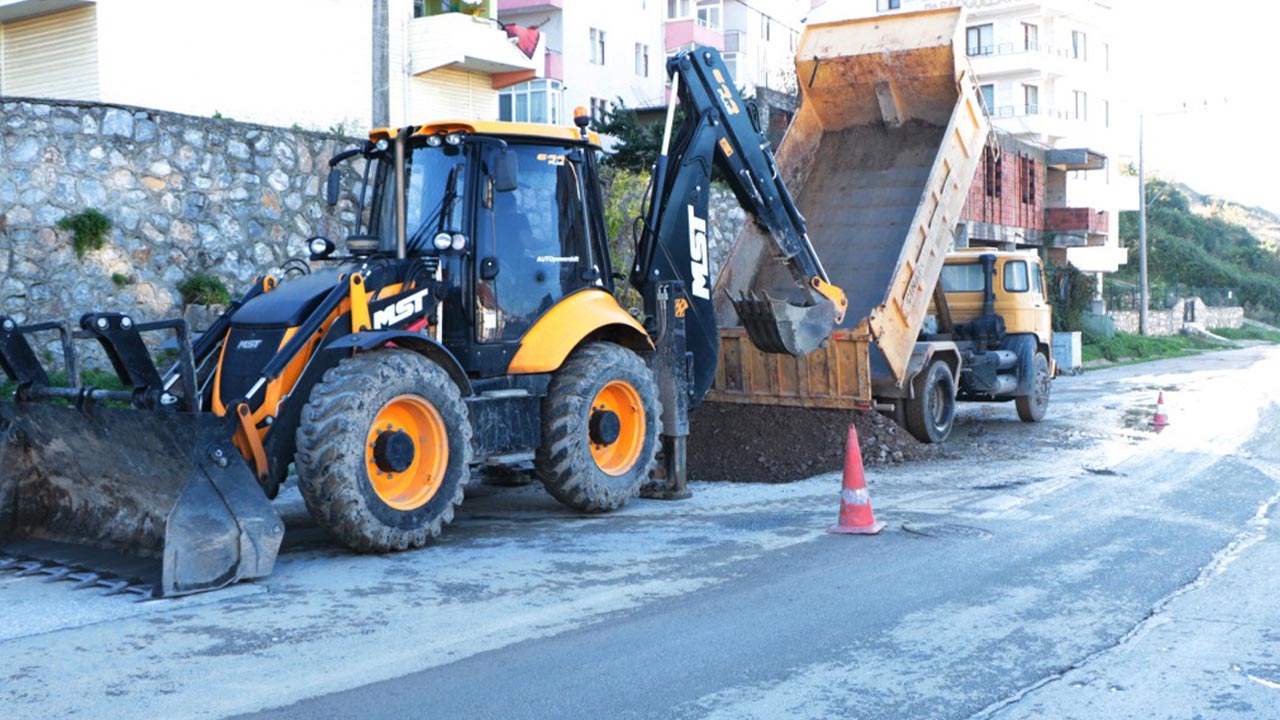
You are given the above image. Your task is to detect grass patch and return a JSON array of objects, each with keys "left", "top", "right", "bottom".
[
  {"left": 1214, "top": 325, "right": 1280, "bottom": 343},
  {"left": 179, "top": 272, "right": 231, "bottom": 306},
  {"left": 1082, "top": 331, "right": 1230, "bottom": 364},
  {"left": 58, "top": 209, "right": 113, "bottom": 259}
]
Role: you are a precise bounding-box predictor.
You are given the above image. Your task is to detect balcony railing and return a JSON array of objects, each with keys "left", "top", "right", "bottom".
[{"left": 1046, "top": 207, "right": 1109, "bottom": 235}]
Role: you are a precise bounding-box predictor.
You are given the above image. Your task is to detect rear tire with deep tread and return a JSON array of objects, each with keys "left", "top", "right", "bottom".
[
  {"left": 1016, "top": 352, "right": 1051, "bottom": 423},
  {"left": 295, "top": 349, "right": 472, "bottom": 552},
  {"left": 536, "top": 342, "right": 660, "bottom": 513},
  {"left": 904, "top": 359, "right": 956, "bottom": 444}
]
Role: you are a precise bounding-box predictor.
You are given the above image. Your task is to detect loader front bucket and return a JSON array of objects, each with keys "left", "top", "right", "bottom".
[
  {"left": 0, "top": 401, "right": 283, "bottom": 597},
  {"left": 732, "top": 290, "right": 838, "bottom": 356}
]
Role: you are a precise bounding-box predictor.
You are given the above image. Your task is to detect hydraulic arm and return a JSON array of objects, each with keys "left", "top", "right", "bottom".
[{"left": 631, "top": 47, "right": 847, "bottom": 404}]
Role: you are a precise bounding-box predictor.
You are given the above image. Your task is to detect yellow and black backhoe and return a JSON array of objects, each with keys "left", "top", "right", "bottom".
[{"left": 0, "top": 47, "right": 845, "bottom": 597}]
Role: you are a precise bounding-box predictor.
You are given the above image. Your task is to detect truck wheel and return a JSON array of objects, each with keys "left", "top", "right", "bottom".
[
  {"left": 536, "top": 342, "right": 661, "bottom": 513},
  {"left": 905, "top": 359, "right": 956, "bottom": 444},
  {"left": 295, "top": 349, "right": 472, "bottom": 552},
  {"left": 1016, "top": 352, "right": 1051, "bottom": 423}
]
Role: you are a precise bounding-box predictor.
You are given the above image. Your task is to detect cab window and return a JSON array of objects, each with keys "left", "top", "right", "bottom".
[
  {"left": 940, "top": 263, "right": 985, "bottom": 293},
  {"left": 475, "top": 144, "right": 593, "bottom": 341},
  {"left": 1003, "top": 260, "right": 1029, "bottom": 293},
  {"left": 1030, "top": 262, "right": 1044, "bottom": 296}
]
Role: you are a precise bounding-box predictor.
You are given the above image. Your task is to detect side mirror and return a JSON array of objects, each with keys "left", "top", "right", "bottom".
[
  {"left": 325, "top": 167, "right": 342, "bottom": 206},
  {"left": 494, "top": 150, "right": 518, "bottom": 193}
]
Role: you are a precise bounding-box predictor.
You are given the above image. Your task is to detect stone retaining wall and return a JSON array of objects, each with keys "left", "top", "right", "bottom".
[
  {"left": 0, "top": 97, "right": 359, "bottom": 340},
  {"left": 1109, "top": 297, "right": 1245, "bottom": 336}
]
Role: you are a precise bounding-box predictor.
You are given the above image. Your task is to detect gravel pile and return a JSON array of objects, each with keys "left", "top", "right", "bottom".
[{"left": 687, "top": 402, "right": 935, "bottom": 483}]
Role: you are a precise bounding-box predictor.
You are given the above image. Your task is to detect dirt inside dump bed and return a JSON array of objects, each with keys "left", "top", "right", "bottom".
[
  {"left": 688, "top": 401, "right": 935, "bottom": 483},
  {"left": 751, "top": 120, "right": 946, "bottom": 327}
]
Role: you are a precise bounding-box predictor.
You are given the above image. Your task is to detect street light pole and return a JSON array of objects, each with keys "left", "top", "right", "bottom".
[{"left": 1138, "top": 112, "right": 1148, "bottom": 336}]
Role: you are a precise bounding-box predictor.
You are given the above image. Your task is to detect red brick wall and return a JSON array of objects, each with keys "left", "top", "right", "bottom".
[
  {"left": 962, "top": 146, "right": 1046, "bottom": 234},
  {"left": 1046, "top": 207, "right": 1109, "bottom": 234}
]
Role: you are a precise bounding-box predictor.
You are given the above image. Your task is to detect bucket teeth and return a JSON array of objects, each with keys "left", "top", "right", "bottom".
[
  {"left": 14, "top": 560, "right": 46, "bottom": 577},
  {"left": 0, "top": 552, "right": 153, "bottom": 598}
]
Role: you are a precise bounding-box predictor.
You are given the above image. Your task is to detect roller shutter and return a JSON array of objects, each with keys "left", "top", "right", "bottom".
[{"left": 1, "top": 5, "right": 99, "bottom": 100}]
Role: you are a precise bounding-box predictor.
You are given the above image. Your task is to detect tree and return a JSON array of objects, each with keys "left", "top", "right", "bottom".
[{"left": 595, "top": 98, "right": 674, "bottom": 174}]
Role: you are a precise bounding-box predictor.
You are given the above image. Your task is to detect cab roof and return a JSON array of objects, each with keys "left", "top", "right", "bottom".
[
  {"left": 369, "top": 119, "right": 601, "bottom": 147},
  {"left": 945, "top": 248, "right": 1043, "bottom": 263}
]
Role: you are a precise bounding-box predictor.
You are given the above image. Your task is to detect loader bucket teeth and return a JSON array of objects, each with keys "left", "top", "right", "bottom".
[
  {"left": 0, "top": 401, "right": 283, "bottom": 598},
  {"left": 732, "top": 291, "right": 837, "bottom": 356}
]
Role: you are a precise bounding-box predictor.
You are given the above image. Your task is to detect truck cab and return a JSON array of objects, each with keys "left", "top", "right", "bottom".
[{"left": 939, "top": 249, "right": 1054, "bottom": 357}]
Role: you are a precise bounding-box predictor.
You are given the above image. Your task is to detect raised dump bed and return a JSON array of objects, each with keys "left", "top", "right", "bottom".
[{"left": 711, "top": 6, "right": 988, "bottom": 409}]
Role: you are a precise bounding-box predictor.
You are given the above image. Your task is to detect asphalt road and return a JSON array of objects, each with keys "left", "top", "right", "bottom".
[{"left": 3, "top": 346, "right": 1279, "bottom": 719}]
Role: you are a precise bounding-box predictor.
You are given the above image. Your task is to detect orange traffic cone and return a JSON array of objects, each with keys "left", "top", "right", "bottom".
[
  {"left": 1151, "top": 392, "right": 1169, "bottom": 433},
  {"left": 827, "top": 424, "right": 886, "bottom": 535}
]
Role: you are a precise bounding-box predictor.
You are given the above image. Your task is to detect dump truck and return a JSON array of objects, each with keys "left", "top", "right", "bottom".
[
  {"left": 711, "top": 7, "right": 1054, "bottom": 444},
  {"left": 0, "top": 46, "right": 844, "bottom": 597}
]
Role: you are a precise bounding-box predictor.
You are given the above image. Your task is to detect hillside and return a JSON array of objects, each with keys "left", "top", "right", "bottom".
[
  {"left": 1117, "top": 179, "right": 1280, "bottom": 322},
  {"left": 1173, "top": 182, "right": 1280, "bottom": 251}
]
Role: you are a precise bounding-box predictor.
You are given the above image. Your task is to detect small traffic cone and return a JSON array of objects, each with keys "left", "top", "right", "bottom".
[
  {"left": 827, "top": 424, "right": 886, "bottom": 535},
  {"left": 1151, "top": 392, "right": 1170, "bottom": 433}
]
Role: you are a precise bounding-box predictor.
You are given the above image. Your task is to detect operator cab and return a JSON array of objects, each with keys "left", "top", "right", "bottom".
[{"left": 325, "top": 120, "right": 616, "bottom": 377}]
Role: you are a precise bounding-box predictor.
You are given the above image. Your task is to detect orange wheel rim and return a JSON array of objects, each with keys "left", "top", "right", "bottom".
[
  {"left": 365, "top": 394, "right": 449, "bottom": 511},
  {"left": 588, "top": 380, "right": 645, "bottom": 476}
]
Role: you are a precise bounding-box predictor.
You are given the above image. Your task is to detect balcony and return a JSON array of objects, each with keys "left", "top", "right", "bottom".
[
  {"left": 1047, "top": 207, "right": 1109, "bottom": 236},
  {"left": 543, "top": 49, "right": 563, "bottom": 82},
  {"left": 665, "top": 18, "right": 723, "bottom": 52},
  {"left": 408, "top": 12, "right": 543, "bottom": 81},
  {"left": 497, "top": 0, "right": 562, "bottom": 11},
  {"left": 966, "top": 42, "right": 1095, "bottom": 80},
  {"left": 1046, "top": 147, "right": 1107, "bottom": 172}
]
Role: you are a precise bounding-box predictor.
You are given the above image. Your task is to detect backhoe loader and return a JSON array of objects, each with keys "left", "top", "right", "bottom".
[{"left": 0, "top": 46, "right": 846, "bottom": 597}]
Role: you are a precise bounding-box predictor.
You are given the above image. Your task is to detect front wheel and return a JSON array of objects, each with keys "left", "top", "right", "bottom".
[
  {"left": 536, "top": 342, "right": 661, "bottom": 513},
  {"left": 904, "top": 359, "right": 956, "bottom": 444},
  {"left": 295, "top": 350, "right": 472, "bottom": 552},
  {"left": 1016, "top": 352, "right": 1052, "bottom": 423}
]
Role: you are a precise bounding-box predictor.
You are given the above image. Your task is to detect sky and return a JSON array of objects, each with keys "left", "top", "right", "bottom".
[{"left": 1110, "top": 0, "right": 1279, "bottom": 214}]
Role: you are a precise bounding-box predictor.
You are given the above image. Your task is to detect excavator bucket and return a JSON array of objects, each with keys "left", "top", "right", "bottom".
[
  {"left": 0, "top": 401, "right": 283, "bottom": 597},
  {"left": 731, "top": 291, "right": 837, "bottom": 357}
]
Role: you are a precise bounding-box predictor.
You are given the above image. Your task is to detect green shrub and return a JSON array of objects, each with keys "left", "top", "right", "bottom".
[
  {"left": 57, "top": 209, "right": 113, "bottom": 259},
  {"left": 111, "top": 272, "right": 131, "bottom": 287},
  {"left": 179, "top": 272, "right": 231, "bottom": 306}
]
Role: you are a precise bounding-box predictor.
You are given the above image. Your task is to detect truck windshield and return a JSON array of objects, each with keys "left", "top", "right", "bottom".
[
  {"left": 369, "top": 142, "right": 467, "bottom": 253},
  {"left": 940, "top": 263, "right": 985, "bottom": 293}
]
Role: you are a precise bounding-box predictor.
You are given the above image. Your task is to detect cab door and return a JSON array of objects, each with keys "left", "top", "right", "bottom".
[{"left": 473, "top": 143, "right": 597, "bottom": 345}]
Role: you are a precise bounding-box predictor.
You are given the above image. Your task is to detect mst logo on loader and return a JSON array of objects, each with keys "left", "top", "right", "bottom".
[
  {"left": 372, "top": 288, "right": 431, "bottom": 330},
  {"left": 687, "top": 205, "right": 710, "bottom": 300}
]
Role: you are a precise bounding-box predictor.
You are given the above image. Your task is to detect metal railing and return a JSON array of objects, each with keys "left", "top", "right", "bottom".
[{"left": 1105, "top": 279, "right": 1241, "bottom": 311}]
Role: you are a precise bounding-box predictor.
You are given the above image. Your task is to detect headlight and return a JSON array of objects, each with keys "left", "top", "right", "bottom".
[
  {"left": 451, "top": 233, "right": 467, "bottom": 251},
  {"left": 308, "top": 236, "right": 335, "bottom": 258},
  {"left": 374, "top": 139, "right": 389, "bottom": 152},
  {"left": 426, "top": 134, "right": 443, "bottom": 147},
  {"left": 432, "top": 232, "right": 452, "bottom": 250},
  {"left": 445, "top": 132, "right": 463, "bottom": 146}
]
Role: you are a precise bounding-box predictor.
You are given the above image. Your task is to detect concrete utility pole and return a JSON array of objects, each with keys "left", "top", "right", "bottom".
[
  {"left": 372, "top": 0, "right": 390, "bottom": 128},
  {"left": 1138, "top": 112, "right": 1148, "bottom": 335}
]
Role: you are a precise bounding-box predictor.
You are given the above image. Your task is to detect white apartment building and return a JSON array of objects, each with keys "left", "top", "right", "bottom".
[
  {"left": 661, "top": 0, "right": 804, "bottom": 94},
  {"left": 496, "top": 0, "right": 666, "bottom": 125},
  {"left": 0, "top": 0, "right": 544, "bottom": 129},
  {"left": 828, "top": 0, "right": 1129, "bottom": 277}
]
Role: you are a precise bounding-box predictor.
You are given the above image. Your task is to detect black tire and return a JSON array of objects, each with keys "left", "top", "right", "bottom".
[
  {"left": 295, "top": 349, "right": 472, "bottom": 552},
  {"left": 536, "top": 342, "right": 661, "bottom": 513},
  {"left": 1016, "top": 352, "right": 1051, "bottom": 423},
  {"left": 904, "top": 359, "right": 956, "bottom": 444}
]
